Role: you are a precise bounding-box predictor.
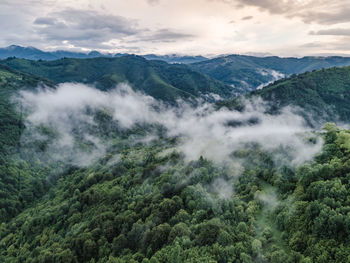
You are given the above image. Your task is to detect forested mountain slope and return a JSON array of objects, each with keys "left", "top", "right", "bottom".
[
  {"left": 2, "top": 61, "right": 350, "bottom": 263},
  {"left": 0, "top": 65, "right": 52, "bottom": 156},
  {"left": 218, "top": 66, "right": 350, "bottom": 124},
  {"left": 255, "top": 66, "right": 350, "bottom": 123},
  {"left": 0, "top": 66, "right": 53, "bottom": 222},
  {"left": 191, "top": 55, "right": 350, "bottom": 94},
  {"left": 0, "top": 56, "right": 232, "bottom": 101},
  {"left": 1, "top": 110, "right": 350, "bottom": 262}
]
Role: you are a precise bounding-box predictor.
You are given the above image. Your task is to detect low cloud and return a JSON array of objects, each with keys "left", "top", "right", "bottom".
[
  {"left": 256, "top": 69, "right": 285, "bottom": 90},
  {"left": 16, "top": 83, "right": 323, "bottom": 168}
]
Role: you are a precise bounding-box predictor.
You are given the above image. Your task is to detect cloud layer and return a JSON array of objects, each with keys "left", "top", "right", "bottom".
[{"left": 17, "top": 83, "right": 323, "bottom": 168}]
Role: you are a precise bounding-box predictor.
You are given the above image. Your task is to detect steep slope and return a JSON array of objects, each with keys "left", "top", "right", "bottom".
[
  {"left": 0, "top": 56, "right": 233, "bottom": 101},
  {"left": 2, "top": 62, "right": 350, "bottom": 262},
  {"left": 191, "top": 55, "right": 350, "bottom": 94},
  {"left": 0, "top": 66, "right": 53, "bottom": 222},
  {"left": 2, "top": 99, "right": 350, "bottom": 262},
  {"left": 255, "top": 66, "right": 350, "bottom": 123},
  {"left": 0, "top": 65, "right": 53, "bottom": 156},
  {"left": 218, "top": 66, "right": 350, "bottom": 124}
]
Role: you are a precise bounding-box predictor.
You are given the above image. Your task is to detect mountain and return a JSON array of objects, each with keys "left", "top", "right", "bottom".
[
  {"left": 1, "top": 66, "right": 350, "bottom": 262},
  {"left": 0, "top": 45, "right": 58, "bottom": 60},
  {"left": 0, "top": 65, "right": 53, "bottom": 155},
  {"left": 219, "top": 66, "right": 350, "bottom": 125},
  {"left": 256, "top": 66, "right": 350, "bottom": 123},
  {"left": 190, "top": 54, "right": 350, "bottom": 94},
  {"left": 0, "top": 45, "right": 111, "bottom": 60},
  {"left": 0, "top": 65, "right": 54, "bottom": 222},
  {"left": 2, "top": 58, "right": 350, "bottom": 262},
  {"left": 143, "top": 54, "right": 208, "bottom": 64},
  {"left": 0, "top": 56, "right": 233, "bottom": 101},
  {"left": 0, "top": 45, "right": 208, "bottom": 64}
]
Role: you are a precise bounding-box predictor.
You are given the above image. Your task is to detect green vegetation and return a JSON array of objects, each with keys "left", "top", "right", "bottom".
[
  {"left": 219, "top": 66, "right": 350, "bottom": 124},
  {"left": 2, "top": 59, "right": 350, "bottom": 262},
  {"left": 0, "top": 56, "right": 233, "bottom": 102},
  {"left": 273, "top": 123, "right": 350, "bottom": 262},
  {"left": 2, "top": 115, "right": 350, "bottom": 262},
  {"left": 0, "top": 65, "right": 54, "bottom": 222},
  {"left": 255, "top": 66, "right": 350, "bottom": 123},
  {"left": 190, "top": 55, "right": 350, "bottom": 94}
]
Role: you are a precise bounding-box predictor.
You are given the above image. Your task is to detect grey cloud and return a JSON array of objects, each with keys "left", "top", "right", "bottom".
[
  {"left": 300, "top": 42, "right": 324, "bottom": 48},
  {"left": 147, "top": 0, "right": 160, "bottom": 5},
  {"left": 299, "top": 7, "right": 350, "bottom": 25},
  {"left": 34, "top": 9, "right": 140, "bottom": 45},
  {"left": 34, "top": 17, "right": 57, "bottom": 26},
  {"left": 299, "top": 37, "right": 350, "bottom": 54},
  {"left": 217, "top": 0, "right": 350, "bottom": 25},
  {"left": 242, "top": 16, "right": 253, "bottom": 20},
  {"left": 135, "top": 29, "right": 195, "bottom": 43},
  {"left": 310, "top": 28, "right": 350, "bottom": 36},
  {"left": 33, "top": 9, "right": 194, "bottom": 49}
]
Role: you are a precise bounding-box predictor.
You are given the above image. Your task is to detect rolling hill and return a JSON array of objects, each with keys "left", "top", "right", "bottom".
[
  {"left": 0, "top": 65, "right": 53, "bottom": 156},
  {"left": 0, "top": 65, "right": 54, "bottom": 223},
  {"left": 218, "top": 66, "right": 350, "bottom": 125},
  {"left": 1, "top": 57, "right": 350, "bottom": 262},
  {"left": 256, "top": 66, "right": 350, "bottom": 123},
  {"left": 0, "top": 56, "right": 233, "bottom": 102},
  {"left": 190, "top": 55, "right": 350, "bottom": 94}
]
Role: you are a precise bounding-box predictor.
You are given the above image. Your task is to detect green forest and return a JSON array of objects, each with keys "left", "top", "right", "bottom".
[{"left": 1, "top": 57, "right": 350, "bottom": 263}]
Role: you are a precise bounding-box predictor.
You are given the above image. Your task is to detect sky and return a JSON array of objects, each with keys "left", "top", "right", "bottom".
[{"left": 1, "top": 0, "right": 350, "bottom": 56}]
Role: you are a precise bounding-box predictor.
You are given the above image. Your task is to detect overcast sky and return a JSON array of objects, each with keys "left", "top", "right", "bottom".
[{"left": 1, "top": 0, "right": 350, "bottom": 56}]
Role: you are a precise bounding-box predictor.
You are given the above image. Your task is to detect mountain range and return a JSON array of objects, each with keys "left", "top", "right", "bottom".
[
  {"left": 0, "top": 45, "right": 208, "bottom": 64},
  {"left": 0, "top": 56, "right": 233, "bottom": 101},
  {"left": 3, "top": 45, "right": 350, "bottom": 95},
  {"left": 190, "top": 54, "right": 350, "bottom": 94},
  {"left": 2, "top": 48, "right": 350, "bottom": 262}
]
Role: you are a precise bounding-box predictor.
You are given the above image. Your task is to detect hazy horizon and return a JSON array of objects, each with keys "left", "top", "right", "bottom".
[{"left": 3, "top": 44, "right": 350, "bottom": 59}]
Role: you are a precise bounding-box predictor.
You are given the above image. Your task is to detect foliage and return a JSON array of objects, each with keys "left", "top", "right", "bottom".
[
  {"left": 0, "top": 56, "right": 233, "bottom": 102},
  {"left": 190, "top": 54, "right": 350, "bottom": 94}
]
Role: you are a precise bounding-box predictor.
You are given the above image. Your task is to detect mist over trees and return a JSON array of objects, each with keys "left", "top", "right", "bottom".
[{"left": 1, "top": 57, "right": 350, "bottom": 263}]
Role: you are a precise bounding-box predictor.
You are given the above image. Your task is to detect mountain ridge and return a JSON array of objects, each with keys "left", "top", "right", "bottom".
[
  {"left": 191, "top": 54, "right": 350, "bottom": 94},
  {"left": 0, "top": 56, "right": 233, "bottom": 102},
  {"left": 0, "top": 45, "right": 208, "bottom": 64}
]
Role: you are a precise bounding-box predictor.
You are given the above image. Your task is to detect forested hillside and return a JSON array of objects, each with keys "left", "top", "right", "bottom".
[
  {"left": 191, "top": 55, "right": 350, "bottom": 94},
  {"left": 0, "top": 56, "right": 232, "bottom": 102},
  {"left": 255, "top": 66, "right": 350, "bottom": 123},
  {"left": 1, "top": 106, "right": 350, "bottom": 262},
  {"left": 1, "top": 59, "right": 350, "bottom": 263},
  {"left": 218, "top": 66, "right": 350, "bottom": 125},
  {"left": 0, "top": 66, "right": 54, "bottom": 222}
]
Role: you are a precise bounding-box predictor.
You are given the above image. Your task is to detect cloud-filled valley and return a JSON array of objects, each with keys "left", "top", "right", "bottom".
[{"left": 16, "top": 82, "right": 323, "bottom": 168}]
